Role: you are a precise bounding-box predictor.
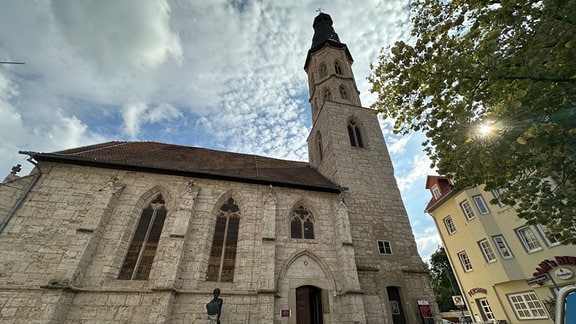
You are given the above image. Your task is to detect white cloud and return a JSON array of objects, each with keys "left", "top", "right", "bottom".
[
  {"left": 51, "top": 0, "right": 182, "bottom": 73},
  {"left": 414, "top": 226, "right": 443, "bottom": 263},
  {"left": 397, "top": 154, "right": 434, "bottom": 192},
  {"left": 0, "top": 1, "right": 438, "bottom": 262},
  {"left": 388, "top": 134, "right": 411, "bottom": 154}
]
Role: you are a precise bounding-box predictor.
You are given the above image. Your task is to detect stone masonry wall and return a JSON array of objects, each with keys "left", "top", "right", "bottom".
[{"left": 0, "top": 161, "right": 367, "bottom": 323}]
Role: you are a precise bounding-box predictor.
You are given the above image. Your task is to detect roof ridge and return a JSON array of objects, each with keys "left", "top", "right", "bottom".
[{"left": 64, "top": 141, "right": 130, "bottom": 156}]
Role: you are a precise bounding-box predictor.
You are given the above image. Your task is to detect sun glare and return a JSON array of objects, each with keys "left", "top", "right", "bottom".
[{"left": 478, "top": 122, "right": 493, "bottom": 137}]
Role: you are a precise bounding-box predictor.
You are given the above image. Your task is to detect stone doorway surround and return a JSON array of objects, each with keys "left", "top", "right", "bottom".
[{"left": 277, "top": 250, "right": 334, "bottom": 324}]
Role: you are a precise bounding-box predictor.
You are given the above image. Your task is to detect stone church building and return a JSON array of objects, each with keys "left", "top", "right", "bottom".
[{"left": 0, "top": 13, "right": 437, "bottom": 323}]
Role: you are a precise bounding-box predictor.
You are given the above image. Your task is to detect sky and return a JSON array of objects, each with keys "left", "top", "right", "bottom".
[{"left": 0, "top": 0, "right": 441, "bottom": 262}]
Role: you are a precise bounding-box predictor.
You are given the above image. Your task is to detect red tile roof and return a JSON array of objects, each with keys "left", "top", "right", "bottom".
[
  {"left": 35, "top": 141, "right": 341, "bottom": 192},
  {"left": 424, "top": 175, "right": 455, "bottom": 212}
]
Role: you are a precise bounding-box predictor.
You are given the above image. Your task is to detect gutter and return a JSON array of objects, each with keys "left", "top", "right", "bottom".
[{"left": 0, "top": 151, "right": 42, "bottom": 234}]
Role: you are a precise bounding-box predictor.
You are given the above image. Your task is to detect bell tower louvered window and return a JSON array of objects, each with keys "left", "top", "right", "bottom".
[
  {"left": 339, "top": 85, "right": 348, "bottom": 99},
  {"left": 290, "top": 205, "right": 314, "bottom": 239},
  {"left": 207, "top": 197, "right": 240, "bottom": 282},
  {"left": 347, "top": 120, "right": 364, "bottom": 148},
  {"left": 119, "top": 194, "right": 167, "bottom": 280},
  {"left": 334, "top": 61, "right": 342, "bottom": 75},
  {"left": 319, "top": 63, "right": 327, "bottom": 78},
  {"left": 323, "top": 88, "right": 332, "bottom": 102}
]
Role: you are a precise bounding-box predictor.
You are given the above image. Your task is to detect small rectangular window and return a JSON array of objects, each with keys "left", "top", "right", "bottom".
[
  {"left": 377, "top": 240, "right": 392, "bottom": 255},
  {"left": 431, "top": 184, "right": 441, "bottom": 199},
  {"left": 472, "top": 195, "right": 490, "bottom": 214},
  {"left": 460, "top": 200, "right": 475, "bottom": 220},
  {"left": 508, "top": 292, "right": 548, "bottom": 319},
  {"left": 536, "top": 224, "right": 560, "bottom": 247},
  {"left": 491, "top": 188, "right": 505, "bottom": 207},
  {"left": 477, "top": 298, "right": 495, "bottom": 321},
  {"left": 478, "top": 239, "right": 497, "bottom": 263},
  {"left": 516, "top": 226, "right": 542, "bottom": 253},
  {"left": 443, "top": 216, "right": 456, "bottom": 234},
  {"left": 457, "top": 251, "right": 473, "bottom": 272},
  {"left": 492, "top": 235, "right": 514, "bottom": 259}
]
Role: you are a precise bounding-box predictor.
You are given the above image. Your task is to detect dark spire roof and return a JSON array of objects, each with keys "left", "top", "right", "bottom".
[
  {"left": 304, "top": 12, "right": 353, "bottom": 70},
  {"left": 311, "top": 13, "right": 341, "bottom": 48}
]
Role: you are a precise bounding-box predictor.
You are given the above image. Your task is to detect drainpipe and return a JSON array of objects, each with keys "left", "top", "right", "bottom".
[{"left": 0, "top": 151, "right": 42, "bottom": 234}]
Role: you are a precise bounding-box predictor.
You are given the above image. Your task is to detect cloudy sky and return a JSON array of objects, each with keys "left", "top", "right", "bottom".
[{"left": 0, "top": 0, "right": 440, "bottom": 261}]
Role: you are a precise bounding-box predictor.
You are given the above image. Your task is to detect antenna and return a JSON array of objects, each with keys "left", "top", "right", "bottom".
[{"left": 0, "top": 62, "right": 25, "bottom": 64}]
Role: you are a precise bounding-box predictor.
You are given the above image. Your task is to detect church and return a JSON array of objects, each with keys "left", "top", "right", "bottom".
[{"left": 0, "top": 13, "right": 437, "bottom": 323}]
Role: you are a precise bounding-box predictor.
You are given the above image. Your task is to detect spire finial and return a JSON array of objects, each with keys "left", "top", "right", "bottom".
[{"left": 316, "top": 8, "right": 323, "bottom": 14}]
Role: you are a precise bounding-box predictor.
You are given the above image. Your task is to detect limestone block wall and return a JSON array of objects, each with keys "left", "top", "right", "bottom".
[
  {"left": 0, "top": 161, "right": 367, "bottom": 323},
  {"left": 308, "top": 100, "right": 439, "bottom": 322},
  {"left": 0, "top": 174, "right": 35, "bottom": 218}
]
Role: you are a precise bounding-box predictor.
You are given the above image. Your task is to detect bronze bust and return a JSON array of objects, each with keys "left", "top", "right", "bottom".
[{"left": 206, "top": 288, "right": 223, "bottom": 323}]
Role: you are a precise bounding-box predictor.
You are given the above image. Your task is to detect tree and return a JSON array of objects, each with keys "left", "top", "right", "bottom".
[
  {"left": 369, "top": 0, "right": 576, "bottom": 243},
  {"left": 428, "top": 246, "right": 462, "bottom": 312}
]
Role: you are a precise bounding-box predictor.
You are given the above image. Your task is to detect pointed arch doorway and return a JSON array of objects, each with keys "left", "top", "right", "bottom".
[{"left": 296, "top": 285, "right": 323, "bottom": 324}]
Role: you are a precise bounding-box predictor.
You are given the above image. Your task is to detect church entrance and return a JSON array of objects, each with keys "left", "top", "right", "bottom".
[
  {"left": 387, "top": 286, "right": 407, "bottom": 324},
  {"left": 296, "top": 285, "right": 323, "bottom": 324}
]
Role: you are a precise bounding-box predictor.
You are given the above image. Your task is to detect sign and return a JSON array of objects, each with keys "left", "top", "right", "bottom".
[
  {"left": 527, "top": 273, "right": 549, "bottom": 285},
  {"left": 555, "top": 268, "right": 574, "bottom": 280},
  {"left": 467, "top": 287, "right": 487, "bottom": 297},
  {"left": 280, "top": 309, "right": 291, "bottom": 318},
  {"left": 452, "top": 295, "right": 465, "bottom": 306},
  {"left": 533, "top": 256, "right": 576, "bottom": 276},
  {"left": 417, "top": 300, "right": 430, "bottom": 305}
]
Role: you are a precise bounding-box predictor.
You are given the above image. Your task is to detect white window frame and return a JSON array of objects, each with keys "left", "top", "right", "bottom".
[
  {"left": 478, "top": 239, "right": 497, "bottom": 263},
  {"left": 472, "top": 195, "right": 490, "bottom": 214},
  {"left": 457, "top": 251, "right": 473, "bottom": 272},
  {"left": 516, "top": 226, "right": 542, "bottom": 253},
  {"left": 491, "top": 188, "right": 505, "bottom": 207},
  {"left": 460, "top": 200, "right": 475, "bottom": 220},
  {"left": 431, "top": 184, "right": 441, "bottom": 199},
  {"left": 477, "top": 298, "right": 495, "bottom": 321},
  {"left": 536, "top": 224, "right": 560, "bottom": 247},
  {"left": 443, "top": 216, "right": 456, "bottom": 234},
  {"left": 508, "top": 291, "right": 548, "bottom": 320},
  {"left": 377, "top": 240, "right": 392, "bottom": 255},
  {"left": 492, "top": 235, "right": 514, "bottom": 259}
]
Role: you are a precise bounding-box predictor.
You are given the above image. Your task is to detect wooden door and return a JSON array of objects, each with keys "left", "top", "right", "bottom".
[{"left": 296, "top": 286, "right": 323, "bottom": 324}]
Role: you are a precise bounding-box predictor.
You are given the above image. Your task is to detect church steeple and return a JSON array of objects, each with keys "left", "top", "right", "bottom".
[
  {"left": 304, "top": 14, "right": 436, "bottom": 322},
  {"left": 311, "top": 13, "right": 341, "bottom": 48},
  {"left": 304, "top": 12, "right": 361, "bottom": 125}
]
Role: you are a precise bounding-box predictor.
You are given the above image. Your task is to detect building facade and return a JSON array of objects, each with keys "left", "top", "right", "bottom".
[
  {"left": 425, "top": 176, "right": 576, "bottom": 323},
  {"left": 0, "top": 13, "right": 437, "bottom": 323}
]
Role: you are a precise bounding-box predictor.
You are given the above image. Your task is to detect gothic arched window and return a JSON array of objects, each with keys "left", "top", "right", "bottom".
[
  {"left": 319, "top": 63, "right": 328, "bottom": 78},
  {"left": 339, "top": 85, "right": 348, "bottom": 99},
  {"left": 334, "top": 61, "right": 342, "bottom": 75},
  {"left": 323, "top": 88, "right": 332, "bottom": 101},
  {"left": 291, "top": 205, "right": 314, "bottom": 239},
  {"left": 207, "top": 197, "right": 240, "bottom": 282},
  {"left": 119, "top": 194, "right": 167, "bottom": 280},
  {"left": 347, "top": 120, "right": 364, "bottom": 148}
]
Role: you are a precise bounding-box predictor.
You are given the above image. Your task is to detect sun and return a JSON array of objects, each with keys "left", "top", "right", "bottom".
[{"left": 477, "top": 121, "right": 493, "bottom": 137}]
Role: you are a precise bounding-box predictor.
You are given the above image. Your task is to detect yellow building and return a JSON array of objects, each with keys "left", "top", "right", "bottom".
[{"left": 425, "top": 175, "right": 576, "bottom": 323}]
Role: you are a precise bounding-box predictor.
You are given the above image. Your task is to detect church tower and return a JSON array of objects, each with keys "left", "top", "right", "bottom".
[{"left": 305, "top": 13, "right": 437, "bottom": 323}]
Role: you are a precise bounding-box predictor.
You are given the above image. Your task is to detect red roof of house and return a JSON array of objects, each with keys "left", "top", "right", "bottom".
[
  {"left": 424, "top": 175, "right": 455, "bottom": 211},
  {"left": 34, "top": 141, "right": 341, "bottom": 193}
]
